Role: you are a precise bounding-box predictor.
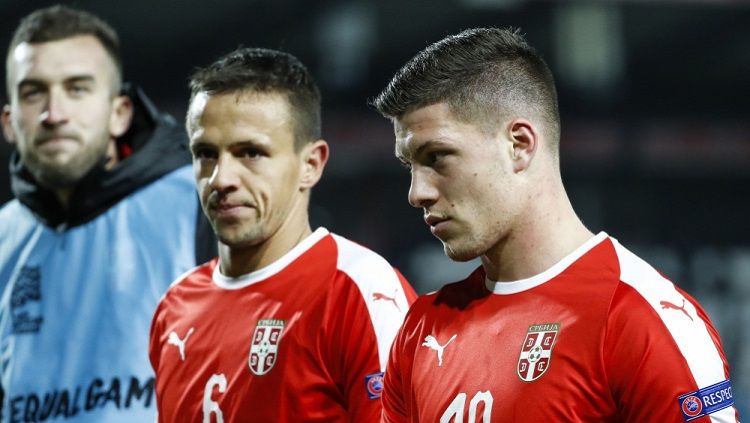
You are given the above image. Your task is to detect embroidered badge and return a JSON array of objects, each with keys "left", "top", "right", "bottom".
[
  {"left": 678, "top": 379, "right": 734, "bottom": 421},
  {"left": 248, "top": 319, "right": 285, "bottom": 376},
  {"left": 517, "top": 323, "right": 559, "bottom": 382},
  {"left": 365, "top": 372, "right": 384, "bottom": 399},
  {"left": 11, "top": 266, "right": 44, "bottom": 334}
]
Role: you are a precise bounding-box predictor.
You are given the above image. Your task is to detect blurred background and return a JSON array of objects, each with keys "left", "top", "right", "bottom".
[{"left": 1, "top": 0, "right": 748, "bottom": 414}]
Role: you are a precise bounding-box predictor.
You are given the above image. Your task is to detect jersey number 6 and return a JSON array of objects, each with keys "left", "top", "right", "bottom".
[{"left": 203, "top": 374, "right": 227, "bottom": 423}]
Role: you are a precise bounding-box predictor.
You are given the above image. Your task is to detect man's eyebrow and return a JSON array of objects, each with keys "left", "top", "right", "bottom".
[
  {"left": 415, "top": 139, "right": 453, "bottom": 157},
  {"left": 18, "top": 75, "right": 96, "bottom": 88},
  {"left": 396, "top": 138, "right": 451, "bottom": 166},
  {"left": 63, "top": 75, "right": 96, "bottom": 84},
  {"left": 17, "top": 79, "right": 45, "bottom": 89},
  {"left": 190, "top": 139, "right": 270, "bottom": 151}
]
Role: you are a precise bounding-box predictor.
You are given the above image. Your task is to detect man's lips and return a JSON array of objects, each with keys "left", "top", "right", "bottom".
[
  {"left": 36, "top": 135, "right": 78, "bottom": 146},
  {"left": 208, "top": 200, "right": 255, "bottom": 218},
  {"left": 424, "top": 214, "right": 448, "bottom": 227},
  {"left": 211, "top": 203, "right": 245, "bottom": 212}
]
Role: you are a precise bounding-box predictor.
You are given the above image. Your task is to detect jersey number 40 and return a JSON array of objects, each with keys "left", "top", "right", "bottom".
[{"left": 441, "top": 391, "right": 493, "bottom": 423}]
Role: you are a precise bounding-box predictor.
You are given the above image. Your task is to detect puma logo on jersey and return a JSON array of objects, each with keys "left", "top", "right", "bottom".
[
  {"left": 422, "top": 334, "right": 457, "bottom": 367},
  {"left": 372, "top": 290, "right": 400, "bottom": 311},
  {"left": 168, "top": 327, "right": 194, "bottom": 361},
  {"left": 660, "top": 299, "right": 693, "bottom": 321}
]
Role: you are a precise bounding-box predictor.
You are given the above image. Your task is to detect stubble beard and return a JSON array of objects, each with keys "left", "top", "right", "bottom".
[
  {"left": 442, "top": 236, "right": 484, "bottom": 262},
  {"left": 24, "top": 134, "right": 110, "bottom": 190},
  {"left": 213, "top": 220, "right": 267, "bottom": 250},
  {"left": 443, "top": 244, "right": 482, "bottom": 262},
  {"left": 440, "top": 221, "right": 500, "bottom": 262}
]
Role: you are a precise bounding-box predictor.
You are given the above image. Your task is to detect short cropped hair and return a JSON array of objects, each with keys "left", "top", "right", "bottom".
[
  {"left": 373, "top": 27, "right": 560, "bottom": 151},
  {"left": 189, "top": 48, "right": 321, "bottom": 149},
  {"left": 6, "top": 5, "right": 123, "bottom": 95}
]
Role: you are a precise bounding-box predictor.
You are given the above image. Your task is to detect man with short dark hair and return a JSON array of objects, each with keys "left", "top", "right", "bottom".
[
  {"left": 149, "top": 47, "right": 416, "bottom": 422},
  {"left": 374, "top": 27, "right": 738, "bottom": 422},
  {"left": 0, "top": 6, "right": 214, "bottom": 422}
]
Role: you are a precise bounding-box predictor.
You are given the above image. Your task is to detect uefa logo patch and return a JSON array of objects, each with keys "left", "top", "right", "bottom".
[
  {"left": 248, "top": 318, "right": 285, "bottom": 376},
  {"left": 517, "top": 323, "right": 560, "bottom": 382},
  {"left": 677, "top": 379, "right": 734, "bottom": 421},
  {"left": 681, "top": 396, "right": 703, "bottom": 418},
  {"left": 365, "top": 372, "right": 384, "bottom": 399}
]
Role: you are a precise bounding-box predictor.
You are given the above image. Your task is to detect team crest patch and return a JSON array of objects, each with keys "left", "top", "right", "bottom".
[
  {"left": 517, "top": 323, "right": 560, "bottom": 382},
  {"left": 248, "top": 319, "right": 285, "bottom": 376},
  {"left": 365, "top": 372, "right": 384, "bottom": 399},
  {"left": 11, "top": 266, "right": 44, "bottom": 334},
  {"left": 677, "top": 379, "right": 734, "bottom": 421}
]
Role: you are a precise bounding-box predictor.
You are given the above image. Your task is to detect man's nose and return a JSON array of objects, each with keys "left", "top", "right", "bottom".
[
  {"left": 208, "top": 154, "right": 239, "bottom": 193},
  {"left": 39, "top": 90, "right": 69, "bottom": 126},
  {"left": 408, "top": 168, "right": 438, "bottom": 209}
]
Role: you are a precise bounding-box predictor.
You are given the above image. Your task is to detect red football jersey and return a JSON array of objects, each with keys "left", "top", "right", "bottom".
[
  {"left": 383, "top": 233, "right": 739, "bottom": 423},
  {"left": 150, "top": 228, "right": 417, "bottom": 422}
]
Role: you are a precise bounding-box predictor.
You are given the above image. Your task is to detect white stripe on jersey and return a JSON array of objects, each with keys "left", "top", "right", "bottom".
[
  {"left": 613, "top": 239, "right": 736, "bottom": 423},
  {"left": 332, "top": 234, "right": 409, "bottom": 371}
]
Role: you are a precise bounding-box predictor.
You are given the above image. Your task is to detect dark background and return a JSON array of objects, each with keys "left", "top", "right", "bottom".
[{"left": 1, "top": 0, "right": 748, "bottom": 413}]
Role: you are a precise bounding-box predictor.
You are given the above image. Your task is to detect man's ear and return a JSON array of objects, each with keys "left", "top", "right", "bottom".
[
  {"left": 109, "top": 95, "right": 134, "bottom": 138},
  {"left": 300, "top": 139, "right": 329, "bottom": 190},
  {"left": 507, "top": 118, "right": 538, "bottom": 173},
  {"left": 2, "top": 105, "right": 17, "bottom": 145}
]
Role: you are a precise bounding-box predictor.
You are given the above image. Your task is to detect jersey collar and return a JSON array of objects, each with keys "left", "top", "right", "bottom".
[
  {"left": 485, "top": 231, "right": 609, "bottom": 295},
  {"left": 212, "top": 227, "right": 329, "bottom": 290}
]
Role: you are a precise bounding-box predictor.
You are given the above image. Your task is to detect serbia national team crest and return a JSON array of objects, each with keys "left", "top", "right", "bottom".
[
  {"left": 249, "top": 318, "right": 285, "bottom": 376},
  {"left": 517, "top": 323, "right": 560, "bottom": 382}
]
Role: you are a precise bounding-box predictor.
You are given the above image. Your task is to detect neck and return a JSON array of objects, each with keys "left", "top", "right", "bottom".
[
  {"left": 54, "top": 189, "right": 73, "bottom": 209},
  {"left": 53, "top": 139, "right": 120, "bottom": 210},
  {"left": 218, "top": 204, "right": 313, "bottom": 278},
  {"left": 481, "top": 173, "right": 593, "bottom": 282}
]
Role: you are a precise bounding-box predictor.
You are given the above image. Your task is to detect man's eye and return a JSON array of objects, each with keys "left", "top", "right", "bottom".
[
  {"left": 19, "top": 88, "right": 43, "bottom": 101},
  {"left": 426, "top": 151, "right": 446, "bottom": 165},
  {"left": 69, "top": 85, "right": 88, "bottom": 95},
  {"left": 239, "top": 148, "right": 262, "bottom": 159},
  {"left": 192, "top": 149, "right": 217, "bottom": 160}
]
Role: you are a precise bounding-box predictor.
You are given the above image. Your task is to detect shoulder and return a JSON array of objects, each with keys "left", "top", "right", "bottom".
[
  {"left": 331, "top": 234, "right": 394, "bottom": 272},
  {"left": 0, "top": 200, "right": 41, "bottom": 253},
  {"left": 117, "top": 165, "right": 200, "bottom": 239},
  {"left": 115, "top": 165, "right": 197, "bottom": 224},
  {"left": 400, "top": 268, "right": 482, "bottom": 329},
  {"left": 603, "top": 239, "right": 734, "bottom": 420},
  {"left": 329, "top": 233, "right": 407, "bottom": 291},
  {"left": 0, "top": 200, "right": 41, "bottom": 293},
  {"left": 0, "top": 198, "right": 31, "bottom": 219},
  {"left": 608, "top": 237, "right": 681, "bottom": 305},
  {"left": 606, "top": 237, "right": 728, "bottom": 376},
  {"left": 326, "top": 233, "right": 416, "bottom": 370},
  {"left": 157, "top": 259, "right": 217, "bottom": 305},
  {"left": 328, "top": 232, "right": 417, "bottom": 304},
  {"left": 0, "top": 199, "right": 35, "bottom": 231},
  {"left": 135, "top": 165, "right": 196, "bottom": 198},
  {"left": 601, "top": 237, "right": 689, "bottom": 330}
]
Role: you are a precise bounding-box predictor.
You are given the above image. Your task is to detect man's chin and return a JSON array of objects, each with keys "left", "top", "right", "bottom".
[
  {"left": 216, "top": 231, "right": 264, "bottom": 250},
  {"left": 26, "top": 153, "right": 99, "bottom": 188},
  {"left": 31, "top": 166, "right": 86, "bottom": 190},
  {"left": 443, "top": 242, "right": 480, "bottom": 262}
]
